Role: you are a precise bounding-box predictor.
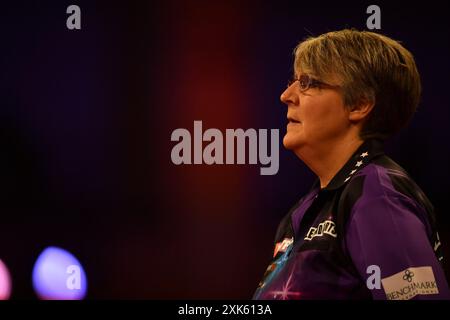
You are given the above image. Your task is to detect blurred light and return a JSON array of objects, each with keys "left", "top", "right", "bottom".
[
  {"left": 0, "top": 259, "right": 12, "bottom": 300},
  {"left": 32, "top": 246, "right": 87, "bottom": 300}
]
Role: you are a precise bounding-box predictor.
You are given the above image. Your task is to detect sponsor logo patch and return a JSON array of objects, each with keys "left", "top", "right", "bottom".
[
  {"left": 304, "top": 220, "right": 337, "bottom": 241},
  {"left": 381, "top": 266, "right": 439, "bottom": 300},
  {"left": 273, "top": 237, "right": 293, "bottom": 257}
]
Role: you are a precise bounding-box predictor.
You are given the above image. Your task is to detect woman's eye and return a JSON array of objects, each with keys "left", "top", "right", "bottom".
[{"left": 299, "top": 80, "right": 309, "bottom": 90}]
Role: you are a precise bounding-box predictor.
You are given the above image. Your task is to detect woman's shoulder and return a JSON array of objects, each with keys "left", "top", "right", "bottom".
[
  {"left": 346, "top": 155, "right": 431, "bottom": 207},
  {"left": 337, "top": 155, "right": 434, "bottom": 228}
]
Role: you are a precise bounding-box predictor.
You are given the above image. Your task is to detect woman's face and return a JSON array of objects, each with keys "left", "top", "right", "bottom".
[{"left": 280, "top": 73, "right": 350, "bottom": 152}]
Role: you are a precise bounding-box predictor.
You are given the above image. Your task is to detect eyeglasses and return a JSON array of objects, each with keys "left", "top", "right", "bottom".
[{"left": 287, "top": 74, "right": 340, "bottom": 92}]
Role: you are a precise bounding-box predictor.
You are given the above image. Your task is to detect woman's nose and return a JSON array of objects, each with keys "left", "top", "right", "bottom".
[{"left": 280, "top": 84, "right": 298, "bottom": 106}]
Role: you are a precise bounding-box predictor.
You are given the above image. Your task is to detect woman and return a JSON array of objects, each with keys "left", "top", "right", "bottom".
[{"left": 253, "top": 29, "right": 450, "bottom": 300}]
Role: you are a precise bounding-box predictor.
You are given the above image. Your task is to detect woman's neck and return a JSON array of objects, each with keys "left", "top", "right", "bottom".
[{"left": 295, "top": 136, "right": 364, "bottom": 189}]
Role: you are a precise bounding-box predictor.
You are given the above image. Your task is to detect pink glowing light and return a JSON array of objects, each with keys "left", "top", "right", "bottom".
[{"left": 0, "top": 259, "right": 12, "bottom": 300}]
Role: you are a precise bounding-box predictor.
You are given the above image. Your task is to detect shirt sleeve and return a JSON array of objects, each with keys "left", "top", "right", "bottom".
[{"left": 345, "top": 193, "right": 450, "bottom": 300}]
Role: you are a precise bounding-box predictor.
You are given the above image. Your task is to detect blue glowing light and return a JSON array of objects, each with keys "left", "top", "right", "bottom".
[{"left": 32, "top": 246, "right": 87, "bottom": 300}]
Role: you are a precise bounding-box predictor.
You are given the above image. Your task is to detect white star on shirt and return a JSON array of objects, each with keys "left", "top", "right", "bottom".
[
  {"left": 269, "top": 268, "right": 302, "bottom": 300},
  {"left": 355, "top": 160, "right": 363, "bottom": 167},
  {"left": 360, "top": 152, "right": 369, "bottom": 158},
  {"left": 344, "top": 177, "right": 351, "bottom": 182},
  {"left": 350, "top": 169, "right": 357, "bottom": 175}
]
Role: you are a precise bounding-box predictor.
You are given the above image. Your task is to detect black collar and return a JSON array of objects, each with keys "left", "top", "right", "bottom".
[{"left": 310, "top": 139, "right": 385, "bottom": 192}]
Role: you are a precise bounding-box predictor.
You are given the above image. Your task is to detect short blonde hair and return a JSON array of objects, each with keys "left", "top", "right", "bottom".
[{"left": 294, "top": 29, "right": 421, "bottom": 141}]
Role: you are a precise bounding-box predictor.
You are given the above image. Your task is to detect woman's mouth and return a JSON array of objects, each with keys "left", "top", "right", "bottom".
[{"left": 287, "top": 116, "right": 301, "bottom": 124}]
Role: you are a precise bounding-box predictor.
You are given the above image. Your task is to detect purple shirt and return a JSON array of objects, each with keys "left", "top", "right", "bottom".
[{"left": 253, "top": 139, "right": 450, "bottom": 300}]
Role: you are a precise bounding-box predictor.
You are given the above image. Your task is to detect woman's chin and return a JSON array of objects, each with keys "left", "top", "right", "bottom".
[{"left": 283, "top": 134, "right": 304, "bottom": 150}]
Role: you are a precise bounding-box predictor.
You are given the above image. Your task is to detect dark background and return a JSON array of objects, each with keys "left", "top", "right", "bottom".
[{"left": 0, "top": 0, "right": 449, "bottom": 299}]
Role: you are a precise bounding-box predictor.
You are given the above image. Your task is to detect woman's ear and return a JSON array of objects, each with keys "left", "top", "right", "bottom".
[{"left": 348, "top": 100, "right": 375, "bottom": 122}]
